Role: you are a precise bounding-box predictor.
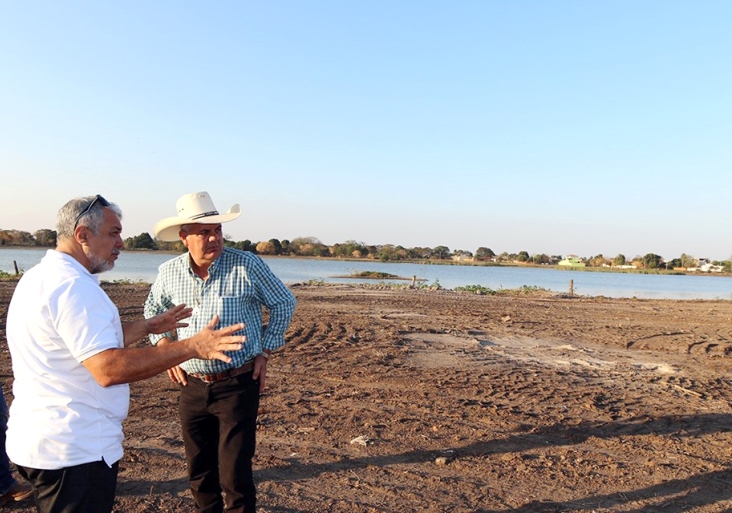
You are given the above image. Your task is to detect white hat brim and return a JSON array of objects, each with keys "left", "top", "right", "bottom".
[{"left": 153, "top": 205, "right": 241, "bottom": 242}]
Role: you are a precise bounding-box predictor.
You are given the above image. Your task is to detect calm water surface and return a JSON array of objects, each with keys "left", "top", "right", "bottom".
[{"left": 1, "top": 247, "right": 731, "bottom": 300}]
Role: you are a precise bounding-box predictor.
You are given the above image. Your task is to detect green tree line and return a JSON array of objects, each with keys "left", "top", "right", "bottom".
[{"left": 1, "top": 228, "right": 730, "bottom": 271}]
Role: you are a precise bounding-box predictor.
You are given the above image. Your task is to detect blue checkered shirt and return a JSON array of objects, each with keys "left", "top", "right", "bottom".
[{"left": 144, "top": 248, "right": 296, "bottom": 375}]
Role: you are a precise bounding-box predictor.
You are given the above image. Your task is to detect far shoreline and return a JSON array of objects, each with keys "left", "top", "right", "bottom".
[{"left": 1, "top": 245, "right": 731, "bottom": 279}]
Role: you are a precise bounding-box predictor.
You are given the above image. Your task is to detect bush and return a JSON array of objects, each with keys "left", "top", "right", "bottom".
[{"left": 454, "top": 284, "right": 496, "bottom": 295}]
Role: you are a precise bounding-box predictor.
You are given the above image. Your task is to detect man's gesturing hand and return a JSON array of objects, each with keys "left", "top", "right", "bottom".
[
  {"left": 146, "top": 304, "right": 193, "bottom": 335},
  {"left": 189, "top": 315, "right": 246, "bottom": 363}
]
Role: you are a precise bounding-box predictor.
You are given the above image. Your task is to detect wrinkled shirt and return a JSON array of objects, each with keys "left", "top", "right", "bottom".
[{"left": 144, "top": 248, "right": 295, "bottom": 375}]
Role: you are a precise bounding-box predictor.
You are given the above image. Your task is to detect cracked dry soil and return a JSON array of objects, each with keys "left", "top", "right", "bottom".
[{"left": 2, "top": 280, "right": 732, "bottom": 512}]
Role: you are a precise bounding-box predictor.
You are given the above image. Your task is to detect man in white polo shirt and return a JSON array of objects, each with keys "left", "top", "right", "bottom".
[{"left": 5, "top": 195, "right": 247, "bottom": 513}]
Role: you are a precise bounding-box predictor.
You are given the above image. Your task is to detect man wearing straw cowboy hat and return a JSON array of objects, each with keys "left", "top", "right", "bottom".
[{"left": 145, "top": 191, "right": 296, "bottom": 513}]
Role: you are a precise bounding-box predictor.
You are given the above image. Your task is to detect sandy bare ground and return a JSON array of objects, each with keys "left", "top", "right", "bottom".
[{"left": 1, "top": 280, "right": 732, "bottom": 512}]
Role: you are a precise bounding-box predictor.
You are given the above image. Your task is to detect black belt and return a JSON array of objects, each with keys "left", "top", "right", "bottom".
[{"left": 189, "top": 360, "right": 254, "bottom": 383}]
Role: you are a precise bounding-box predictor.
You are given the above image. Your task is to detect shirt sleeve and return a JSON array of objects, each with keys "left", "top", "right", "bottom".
[
  {"left": 52, "top": 281, "right": 122, "bottom": 362},
  {"left": 143, "top": 275, "right": 173, "bottom": 345},
  {"left": 251, "top": 256, "right": 296, "bottom": 351}
]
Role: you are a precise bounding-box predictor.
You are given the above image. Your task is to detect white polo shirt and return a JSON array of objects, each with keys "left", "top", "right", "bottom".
[{"left": 6, "top": 250, "right": 129, "bottom": 470}]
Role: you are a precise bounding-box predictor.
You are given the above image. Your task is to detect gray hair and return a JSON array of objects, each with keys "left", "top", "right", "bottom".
[
  {"left": 178, "top": 223, "right": 223, "bottom": 238},
  {"left": 56, "top": 195, "right": 122, "bottom": 240}
]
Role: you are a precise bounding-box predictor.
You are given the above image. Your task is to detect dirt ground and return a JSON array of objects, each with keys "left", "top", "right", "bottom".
[{"left": 1, "top": 280, "right": 732, "bottom": 512}]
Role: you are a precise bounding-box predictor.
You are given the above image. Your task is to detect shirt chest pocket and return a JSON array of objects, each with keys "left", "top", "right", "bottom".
[{"left": 218, "top": 296, "right": 245, "bottom": 325}]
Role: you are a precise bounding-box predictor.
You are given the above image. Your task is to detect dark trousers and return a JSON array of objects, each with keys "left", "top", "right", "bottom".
[
  {"left": 0, "top": 390, "right": 15, "bottom": 495},
  {"left": 180, "top": 371, "right": 260, "bottom": 513},
  {"left": 17, "top": 460, "right": 118, "bottom": 513}
]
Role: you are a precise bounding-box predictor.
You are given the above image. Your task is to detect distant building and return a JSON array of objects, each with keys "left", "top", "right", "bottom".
[
  {"left": 688, "top": 263, "right": 724, "bottom": 273},
  {"left": 451, "top": 254, "right": 474, "bottom": 263},
  {"left": 558, "top": 255, "right": 585, "bottom": 268}
]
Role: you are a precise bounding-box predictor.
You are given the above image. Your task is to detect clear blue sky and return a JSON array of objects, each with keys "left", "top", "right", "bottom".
[{"left": 1, "top": 1, "right": 730, "bottom": 261}]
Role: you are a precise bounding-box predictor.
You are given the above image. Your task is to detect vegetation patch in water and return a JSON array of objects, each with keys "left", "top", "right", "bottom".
[{"left": 334, "top": 271, "right": 410, "bottom": 280}]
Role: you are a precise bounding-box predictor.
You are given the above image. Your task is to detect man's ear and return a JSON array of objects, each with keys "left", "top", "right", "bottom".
[{"left": 74, "top": 225, "right": 89, "bottom": 245}]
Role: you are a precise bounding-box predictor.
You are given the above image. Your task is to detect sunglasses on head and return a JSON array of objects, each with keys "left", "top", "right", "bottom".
[{"left": 73, "top": 195, "right": 111, "bottom": 229}]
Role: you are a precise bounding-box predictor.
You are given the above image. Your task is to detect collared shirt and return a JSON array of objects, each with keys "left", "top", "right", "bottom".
[
  {"left": 6, "top": 250, "right": 128, "bottom": 470},
  {"left": 144, "top": 247, "right": 296, "bottom": 375}
]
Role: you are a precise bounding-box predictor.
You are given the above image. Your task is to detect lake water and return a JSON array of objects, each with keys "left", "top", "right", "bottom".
[{"left": 1, "top": 247, "right": 731, "bottom": 300}]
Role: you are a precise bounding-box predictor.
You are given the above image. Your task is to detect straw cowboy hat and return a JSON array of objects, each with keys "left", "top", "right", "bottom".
[{"left": 153, "top": 191, "right": 241, "bottom": 241}]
